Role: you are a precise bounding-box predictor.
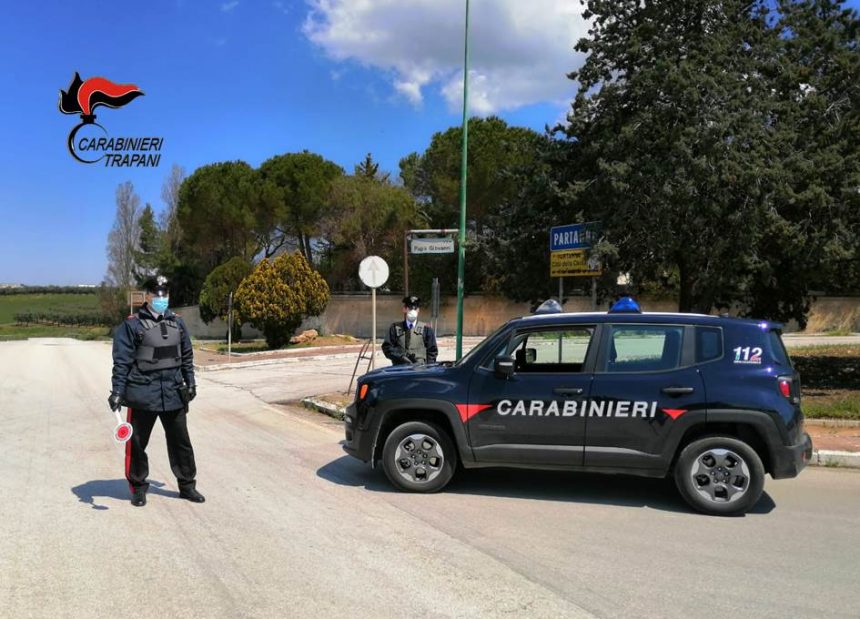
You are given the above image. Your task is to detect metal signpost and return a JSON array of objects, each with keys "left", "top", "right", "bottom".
[
  {"left": 549, "top": 222, "right": 601, "bottom": 310},
  {"left": 227, "top": 291, "right": 233, "bottom": 361},
  {"left": 431, "top": 277, "right": 441, "bottom": 334},
  {"left": 128, "top": 290, "right": 145, "bottom": 316},
  {"left": 358, "top": 255, "right": 390, "bottom": 370},
  {"left": 403, "top": 228, "right": 457, "bottom": 296}
]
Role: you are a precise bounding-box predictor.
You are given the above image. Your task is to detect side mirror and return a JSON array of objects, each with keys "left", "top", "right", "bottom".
[{"left": 494, "top": 355, "right": 515, "bottom": 379}]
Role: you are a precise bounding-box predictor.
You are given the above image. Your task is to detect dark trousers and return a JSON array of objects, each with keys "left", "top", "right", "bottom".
[{"left": 125, "top": 408, "right": 197, "bottom": 494}]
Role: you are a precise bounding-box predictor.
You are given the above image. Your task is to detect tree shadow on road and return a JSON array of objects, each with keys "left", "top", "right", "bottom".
[
  {"left": 317, "top": 456, "right": 776, "bottom": 516},
  {"left": 71, "top": 479, "right": 177, "bottom": 510}
]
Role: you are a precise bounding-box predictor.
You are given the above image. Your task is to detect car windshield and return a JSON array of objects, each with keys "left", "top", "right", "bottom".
[{"left": 453, "top": 323, "right": 508, "bottom": 367}]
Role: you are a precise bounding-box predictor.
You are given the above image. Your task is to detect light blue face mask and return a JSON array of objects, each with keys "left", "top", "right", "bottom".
[{"left": 151, "top": 296, "right": 169, "bottom": 314}]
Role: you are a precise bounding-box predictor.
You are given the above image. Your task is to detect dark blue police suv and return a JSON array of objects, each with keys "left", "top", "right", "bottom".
[{"left": 343, "top": 299, "right": 813, "bottom": 516}]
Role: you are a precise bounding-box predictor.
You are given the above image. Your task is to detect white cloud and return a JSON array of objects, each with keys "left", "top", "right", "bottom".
[
  {"left": 221, "top": 1, "right": 239, "bottom": 13},
  {"left": 303, "top": 0, "right": 589, "bottom": 114}
]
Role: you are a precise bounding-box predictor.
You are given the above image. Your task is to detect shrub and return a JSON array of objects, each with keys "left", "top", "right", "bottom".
[
  {"left": 199, "top": 256, "right": 253, "bottom": 340},
  {"left": 235, "top": 252, "right": 330, "bottom": 349}
]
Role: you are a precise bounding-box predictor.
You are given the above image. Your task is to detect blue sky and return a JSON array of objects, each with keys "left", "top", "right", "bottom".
[
  {"left": 0, "top": 0, "right": 581, "bottom": 285},
  {"left": 0, "top": 0, "right": 856, "bottom": 285}
]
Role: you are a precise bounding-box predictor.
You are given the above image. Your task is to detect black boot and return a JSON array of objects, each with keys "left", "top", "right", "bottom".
[
  {"left": 131, "top": 490, "right": 147, "bottom": 507},
  {"left": 179, "top": 488, "right": 205, "bottom": 503}
]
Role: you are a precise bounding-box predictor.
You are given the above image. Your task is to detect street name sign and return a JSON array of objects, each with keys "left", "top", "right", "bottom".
[
  {"left": 410, "top": 237, "right": 455, "bottom": 254},
  {"left": 549, "top": 221, "right": 601, "bottom": 277}
]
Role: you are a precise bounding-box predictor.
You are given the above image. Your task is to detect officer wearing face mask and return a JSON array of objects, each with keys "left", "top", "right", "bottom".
[
  {"left": 108, "top": 276, "right": 204, "bottom": 507},
  {"left": 382, "top": 295, "right": 438, "bottom": 365}
]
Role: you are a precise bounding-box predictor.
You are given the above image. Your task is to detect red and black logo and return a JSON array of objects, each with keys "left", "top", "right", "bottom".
[{"left": 58, "top": 72, "right": 163, "bottom": 167}]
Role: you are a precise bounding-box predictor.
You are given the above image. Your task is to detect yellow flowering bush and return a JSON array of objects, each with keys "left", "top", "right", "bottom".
[{"left": 235, "top": 252, "right": 330, "bottom": 349}]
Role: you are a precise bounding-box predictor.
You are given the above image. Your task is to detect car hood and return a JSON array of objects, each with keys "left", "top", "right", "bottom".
[{"left": 365, "top": 363, "right": 452, "bottom": 379}]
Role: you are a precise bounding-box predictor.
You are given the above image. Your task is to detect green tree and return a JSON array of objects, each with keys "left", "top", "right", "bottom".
[
  {"left": 321, "top": 174, "right": 424, "bottom": 291},
  {"left": 259, "top": 152, "right": 343, "bottom": 264},
  {"left": 134, "top": 203, "right": 163, "bottom": 285},
  {"left": 235, "top": 252, "right": 330, "bottom": 349},
  {"left": 198, "top": 256, "right": 253, "bottom": 340},
  {"left": 559, "top": 0, "right": 860, "bottom": 323},
  {"left": 399, "top": 117, "right": 543, "bottom": 294},
  {"left": 177, "top": 161, "right": 274, "bottom": 276}
]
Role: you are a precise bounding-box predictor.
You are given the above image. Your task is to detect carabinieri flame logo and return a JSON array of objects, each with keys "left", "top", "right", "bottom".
[
  {"left": 58, "top": 73, "right": 145, "bottom": 163},
  {"left": 59, "top": 72, "right": 144, "bottom": 120}
]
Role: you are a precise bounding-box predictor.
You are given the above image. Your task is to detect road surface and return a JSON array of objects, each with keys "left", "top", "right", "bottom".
[{"left": 1, "top": 338, "right": 858, "bottom": 618}]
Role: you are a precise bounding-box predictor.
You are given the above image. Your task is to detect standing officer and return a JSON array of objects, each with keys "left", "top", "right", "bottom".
[
  {"left": 108, "top": 276, "right": 204, "bottom": 507},
  {"left": 382, "top": 295, "right": 438, "bottom": 365}
]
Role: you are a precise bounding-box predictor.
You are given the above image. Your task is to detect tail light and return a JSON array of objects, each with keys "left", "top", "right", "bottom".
[
  {"left": 777, "top": 376, "right": 799, "bottom": 404},
  {"left": 358, "top": 384, "right": 369, "bottom": 401}
]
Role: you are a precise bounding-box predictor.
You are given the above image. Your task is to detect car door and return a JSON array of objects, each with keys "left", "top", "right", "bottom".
[
  {"left": 586, "top": 323, "right": 707, "bottom": 471},
  {"left": 467, "top": 325, "right": 598, "bottom": 467}
]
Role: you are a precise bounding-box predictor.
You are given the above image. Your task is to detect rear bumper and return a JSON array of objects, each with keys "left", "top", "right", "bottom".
[{"left": 771, "top": 432, "right": 813, "bottom": 479}]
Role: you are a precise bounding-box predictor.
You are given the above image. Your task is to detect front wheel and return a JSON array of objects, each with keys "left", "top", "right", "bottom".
[
  {"left": 381, "top": 421, "right": 456, "bottom": 493},
  {"left": 674, "top": 436, "right": 765, "bottom": 516}
]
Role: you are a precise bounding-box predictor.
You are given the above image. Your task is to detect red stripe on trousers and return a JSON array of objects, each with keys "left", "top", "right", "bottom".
[{"left": 125, "top": 408, "right": 133, "bottom": 494}]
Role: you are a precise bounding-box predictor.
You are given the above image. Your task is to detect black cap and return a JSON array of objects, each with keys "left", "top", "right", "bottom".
[
  {"left": 402, "top": 295, "right": 420, "bottom": 309},
  {"left": 142, "top": 275, "right": 169, "bottom": 297}
]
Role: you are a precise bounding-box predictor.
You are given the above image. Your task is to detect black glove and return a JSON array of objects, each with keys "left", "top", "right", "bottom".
[
  {"left": 406, "top": 352, "right": 417, "bottom": 363},
  {"left": 108, "top": 392, "right": 122, "bottom": 412},
  {"left": 188, "top": 385, "right": 197, "bottom": 401}
]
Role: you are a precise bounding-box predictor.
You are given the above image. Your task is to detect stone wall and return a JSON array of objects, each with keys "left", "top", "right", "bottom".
[{"left": 175, "top": 294, "right": 859, "bottom": 340}]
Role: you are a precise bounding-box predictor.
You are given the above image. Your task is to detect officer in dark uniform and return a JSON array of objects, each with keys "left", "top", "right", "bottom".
[
  {"left": 382, "top": 295, "right": 438, "bottom": 365},
  {"left": 108, "top": 276, "right": 204, "bottom": 507}
]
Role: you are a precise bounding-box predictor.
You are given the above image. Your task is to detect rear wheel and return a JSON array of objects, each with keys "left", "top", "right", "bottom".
[
  {"left": 674, "top": 436, "right": 764, "bottom": 516},
  {"left": 381, "top": 421, "right": 456, "bottom": 493}
]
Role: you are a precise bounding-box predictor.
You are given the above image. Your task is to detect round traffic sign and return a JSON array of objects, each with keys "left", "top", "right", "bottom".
[
  {"left": 114, "top": 422, "right": 133, "bottom": 443},
  {"left": 358, "top": 256, "right": 389, "bottom": 289}
]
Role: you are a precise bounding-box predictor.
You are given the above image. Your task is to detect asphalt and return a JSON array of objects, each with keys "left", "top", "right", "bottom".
[{"left": 1, "top": 339, "right": 859, "bottom": 618}]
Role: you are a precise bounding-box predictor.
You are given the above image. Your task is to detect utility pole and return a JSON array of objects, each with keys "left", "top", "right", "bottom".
[{"left": 455, "top": 0, "right": 470, "bottom": 361}]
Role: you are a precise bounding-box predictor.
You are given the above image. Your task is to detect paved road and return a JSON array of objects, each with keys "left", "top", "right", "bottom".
[{"left": 2, "top": 339, "right": 859, "bottom": 618}]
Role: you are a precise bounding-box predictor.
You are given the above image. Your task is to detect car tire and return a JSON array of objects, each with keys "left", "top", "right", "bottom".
[
  {"left": 674, "top": 436, "right": 765, "bottom": 516},
  {"left": 381, "top": 421, "right": 456, "bottom": 493}
]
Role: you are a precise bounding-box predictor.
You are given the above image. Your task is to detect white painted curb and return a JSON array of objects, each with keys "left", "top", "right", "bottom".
[
  {"left": 810, "top": 450, "right": 860, "bottom": 468},
  {"left": 301, "top": 397, "right": 345, "bottom": 420}
]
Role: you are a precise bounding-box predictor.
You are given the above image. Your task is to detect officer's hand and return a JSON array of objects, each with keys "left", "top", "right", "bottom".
[
  {"left": 188, "top": 385, "right": 197, "bottom": 401},
  {"left": 406, "top": 353, "right": 417, "bottom": 363},
  {"left": 108, "top": 392, "right": 122, "bottom": 412}
]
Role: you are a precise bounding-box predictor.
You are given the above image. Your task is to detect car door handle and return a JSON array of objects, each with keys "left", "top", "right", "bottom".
[
  {"left": 662, "top": 386, "right": 694, "bottom": 396},
  {"left": 553, "top": 387, "right": 584, "bottom": 396}
]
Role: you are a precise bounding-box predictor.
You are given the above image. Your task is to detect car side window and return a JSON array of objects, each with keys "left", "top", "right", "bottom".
[
  {"left": 508, "top": 327, "right": 595, "bottom": 373},
  {"left": 606, "top": 325, "right": 684, "bottom": 373},
  {"left": 696, "top": 327, "right": 723, "bottom": 363}
]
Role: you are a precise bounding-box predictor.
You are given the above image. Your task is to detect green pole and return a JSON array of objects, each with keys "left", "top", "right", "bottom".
[{"left": 455, "top": 0, "right": 470, "bottom": 360}]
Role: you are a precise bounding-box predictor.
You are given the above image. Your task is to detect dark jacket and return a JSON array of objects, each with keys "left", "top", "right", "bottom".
[
  {"left": 382, "top": 320, "right": 438, "bottom": 365},
  {"left": 111, "top": 305, "right": 195, "bottom": 412}
]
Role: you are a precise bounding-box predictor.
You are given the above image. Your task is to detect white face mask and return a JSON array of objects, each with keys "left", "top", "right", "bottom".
[{"left": 406, "top": 309, "right": 419, "bottom": 322}]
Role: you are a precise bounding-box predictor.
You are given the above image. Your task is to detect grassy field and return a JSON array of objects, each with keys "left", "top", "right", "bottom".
[
  {"left": 0, "top": 324, "right": 110, "bottom": 341},
  {"left": 0, "top": 293, "right": 108, "bottom": 341},
  {"left": 0, "top": 293, "right": 100, "bottom": 324}
]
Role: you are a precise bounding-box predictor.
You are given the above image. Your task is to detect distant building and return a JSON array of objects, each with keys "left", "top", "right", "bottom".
[{"left": 0, "top": 283, "right": 23, "bottom": 289}]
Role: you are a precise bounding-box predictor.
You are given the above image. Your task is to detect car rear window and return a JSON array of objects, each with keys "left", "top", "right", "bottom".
[
  {"left": 768, "top": 330, "right": 792, "bottom": 368},
  {"left": 695, "top": 327, "right": 723, "bottom": 363},
  {"left": 606, "top": 325, "right": 684, "bottom": 373}
]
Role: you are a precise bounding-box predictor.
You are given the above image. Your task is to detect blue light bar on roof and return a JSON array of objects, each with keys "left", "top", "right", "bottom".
[{"left": 609, "top": 297, "right": 642, "bottom": 313}]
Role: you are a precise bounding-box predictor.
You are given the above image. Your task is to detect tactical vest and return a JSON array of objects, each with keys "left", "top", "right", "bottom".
[
  {"left": 134, "top": 317, "right": 182, "bottom": 372},
  {"left": 394, "top": 321, "right": 428, "bottom": 363}
]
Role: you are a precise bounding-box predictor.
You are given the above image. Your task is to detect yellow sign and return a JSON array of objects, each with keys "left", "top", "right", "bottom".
[{"left": 550, "top": 249, "right": 601, "bottom": 277}]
